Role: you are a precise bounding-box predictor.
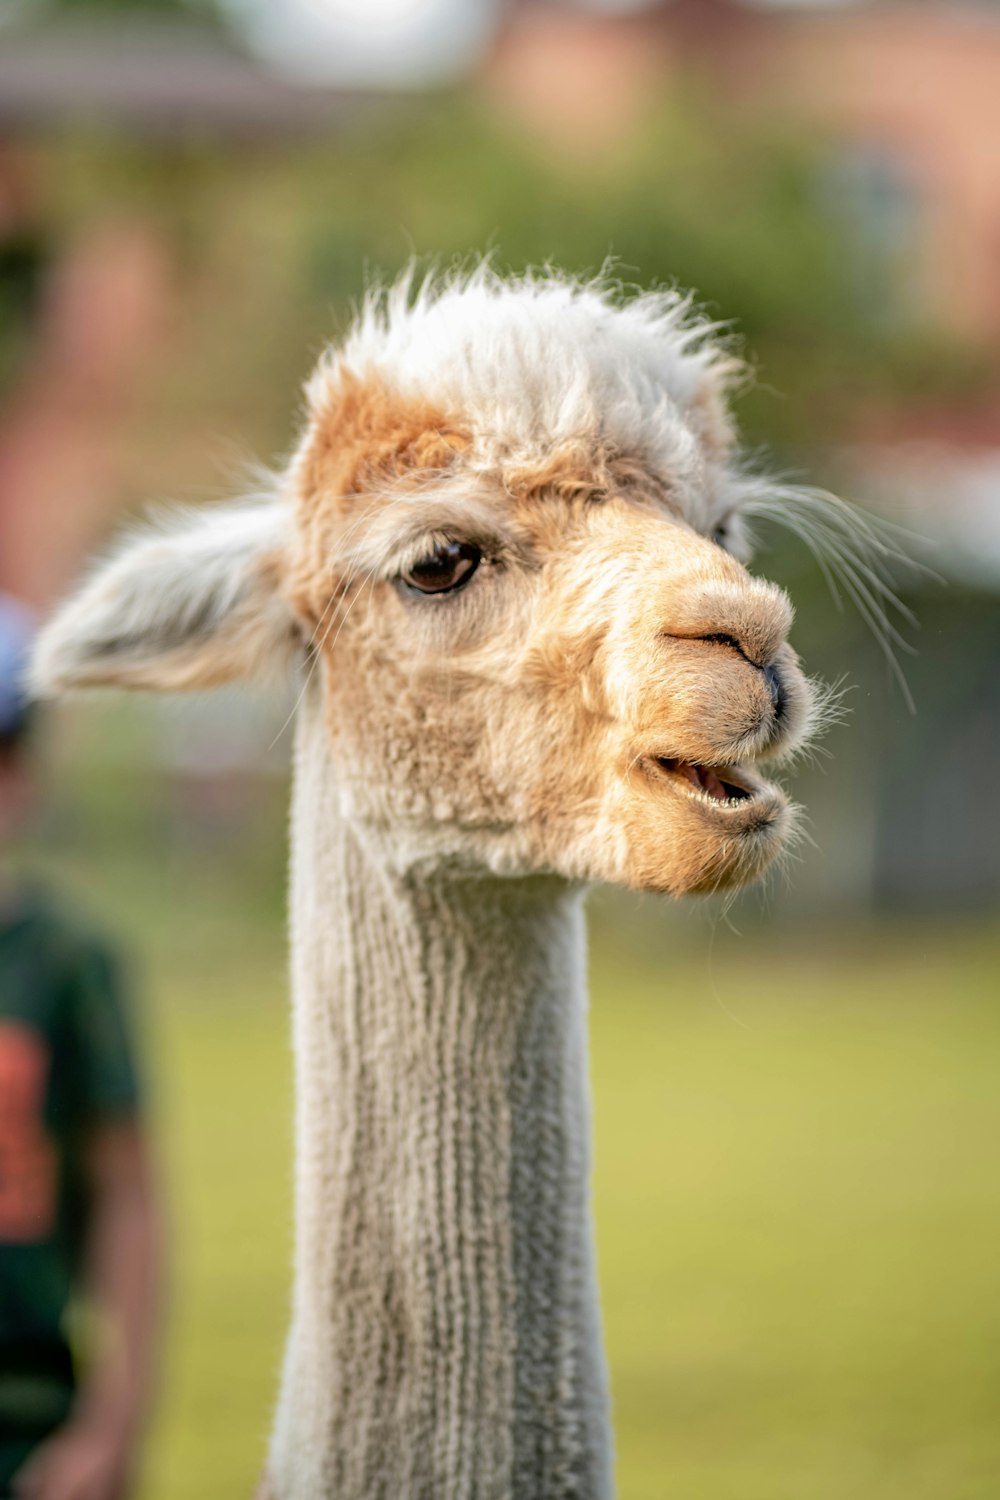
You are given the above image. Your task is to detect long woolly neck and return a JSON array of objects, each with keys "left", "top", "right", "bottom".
[{"left": 267, "top": 693, "right": 613, "bottom": 1500}]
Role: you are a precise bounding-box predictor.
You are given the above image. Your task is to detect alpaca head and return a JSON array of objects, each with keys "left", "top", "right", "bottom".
[{"left": 32, "top": 269, "right": 822, "bottom": 895}]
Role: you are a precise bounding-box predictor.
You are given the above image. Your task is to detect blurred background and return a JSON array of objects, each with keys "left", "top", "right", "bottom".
[{"left": 1, "top": 0, "right": 998, "bottom": 1495}]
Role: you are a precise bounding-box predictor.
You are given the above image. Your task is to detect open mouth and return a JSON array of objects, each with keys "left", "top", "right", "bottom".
[{"left": 652, "top": 756, "right": 754, "bottom": 804}]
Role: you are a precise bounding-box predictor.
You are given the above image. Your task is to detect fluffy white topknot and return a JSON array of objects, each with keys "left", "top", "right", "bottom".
[{"left": 306, "top": 263, "right": 740, "bottom": 519}]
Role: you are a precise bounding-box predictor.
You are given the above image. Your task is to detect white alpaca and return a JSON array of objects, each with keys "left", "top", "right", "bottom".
[{"left": 33, "top": 268, "right": 828, "bottom": 1499}]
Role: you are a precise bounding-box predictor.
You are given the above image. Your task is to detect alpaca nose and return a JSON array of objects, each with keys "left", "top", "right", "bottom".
[
  {"left": 762, "top": 662, "right": 785, "bottom": 720},
  {"left": 689, "top": 632, "right": 786, "bottom": 719}
]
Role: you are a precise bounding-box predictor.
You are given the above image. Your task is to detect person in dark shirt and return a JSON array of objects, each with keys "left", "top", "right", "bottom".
[{"left": 0, "top": 593, "right": 161, "bottom": 1500}]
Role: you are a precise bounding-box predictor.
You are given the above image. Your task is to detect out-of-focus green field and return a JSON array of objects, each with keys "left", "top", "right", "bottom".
[{"left": 43, "top": 834, "right": 1000, "bottom": 1500}]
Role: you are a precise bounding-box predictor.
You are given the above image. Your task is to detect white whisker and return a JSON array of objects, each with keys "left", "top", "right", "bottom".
[{"left": 733, "top": 477, "right": 935, "bottom": 714}]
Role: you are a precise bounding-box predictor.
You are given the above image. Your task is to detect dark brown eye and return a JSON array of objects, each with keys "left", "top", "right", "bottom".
[{"left": 401, "top": 540, "right": 482, "bottom": 595}]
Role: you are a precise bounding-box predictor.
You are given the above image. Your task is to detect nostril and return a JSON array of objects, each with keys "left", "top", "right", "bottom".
[
  {"left": 763, "top": 663, "right": 784, "bottom": 720},
  {"left": 698, "top": 633, "right": 744, "bottom": 656}
]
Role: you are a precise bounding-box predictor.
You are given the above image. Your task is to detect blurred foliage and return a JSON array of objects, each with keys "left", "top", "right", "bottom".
[{"left": 18, "top": 85, "right": 992, "bottom": 477}]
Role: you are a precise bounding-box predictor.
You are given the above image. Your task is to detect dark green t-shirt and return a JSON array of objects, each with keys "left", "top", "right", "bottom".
[{"left": 0, "top": 890, "right": 140, "bottom": 1479}]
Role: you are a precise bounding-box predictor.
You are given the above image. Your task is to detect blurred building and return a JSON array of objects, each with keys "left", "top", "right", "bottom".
[{"left": 0, "top": 15, "right": 369, "bottom": 140}]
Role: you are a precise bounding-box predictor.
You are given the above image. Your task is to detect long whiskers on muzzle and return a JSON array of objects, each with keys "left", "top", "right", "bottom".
[{"left": 731, "top": 476, "right": 938, "bottom": 714}]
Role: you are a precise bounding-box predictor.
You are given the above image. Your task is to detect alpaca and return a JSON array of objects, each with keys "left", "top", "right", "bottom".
[{"left": 32, "top": 268, "right": 828, "bottom": 1500}]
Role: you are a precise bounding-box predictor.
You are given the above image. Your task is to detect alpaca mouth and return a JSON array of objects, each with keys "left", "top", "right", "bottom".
[{"left": 650, "top": 756, "right": 757, "bottom": 805}]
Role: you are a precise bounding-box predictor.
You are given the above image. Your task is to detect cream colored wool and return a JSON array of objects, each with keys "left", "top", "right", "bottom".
[
  {"left": 271, "top": 686, "right": 610, "bottom": 1498},
  {"left": 30, "top": 267, "right": 865, "bottom": 1499}
]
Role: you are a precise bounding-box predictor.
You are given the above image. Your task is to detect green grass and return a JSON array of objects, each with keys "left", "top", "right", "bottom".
[
  {"left": 589, "top": 922, "right": 1000, "bottom": 1500},
  {"left": 38, "top": 835, "right": 1000, "bottom": 1500}
]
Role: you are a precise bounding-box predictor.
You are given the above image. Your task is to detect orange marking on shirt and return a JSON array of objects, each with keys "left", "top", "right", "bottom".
[{"left": 0, "top": 1022, "right": 57, "bottom": 1241}]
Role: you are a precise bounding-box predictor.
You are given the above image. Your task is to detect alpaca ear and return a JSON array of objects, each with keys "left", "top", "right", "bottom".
[
  {"left": 30, "top": 501, "right": 296, "bottom": 696},
  {"left": 688, "top": 360, "right": 739, "bottom": 465}
]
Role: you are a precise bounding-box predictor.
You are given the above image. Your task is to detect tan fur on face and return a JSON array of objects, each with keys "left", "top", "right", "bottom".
[
  {"left": 281, "top": 352, "right": 816, "bottom": 897},
  {"left": 503, "top": 438, "right": 669, "bottom": 508},
  {"left": 286, "top": 369, "right": 471, "bottom": 627}
]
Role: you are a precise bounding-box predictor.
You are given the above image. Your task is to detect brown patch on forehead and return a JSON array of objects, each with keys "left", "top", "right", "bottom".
[
  {"left": 297, "top": 368, "right": 471, "bottom": 506},
  {"left": 287, "top": 368, "right": 472, "bottom": 626}
]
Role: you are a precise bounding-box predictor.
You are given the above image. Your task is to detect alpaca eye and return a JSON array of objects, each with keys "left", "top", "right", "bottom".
[
  {"left": 711, "top": 524, "right": 729, "bottom": 550},
  {"left": 402, "top": 540, "right": 482, "bottom": 595}
]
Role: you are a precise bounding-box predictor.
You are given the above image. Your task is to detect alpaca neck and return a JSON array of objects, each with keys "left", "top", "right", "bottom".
[{"left": 268, "top": 695, "right": 613, "bottom": 1500}]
